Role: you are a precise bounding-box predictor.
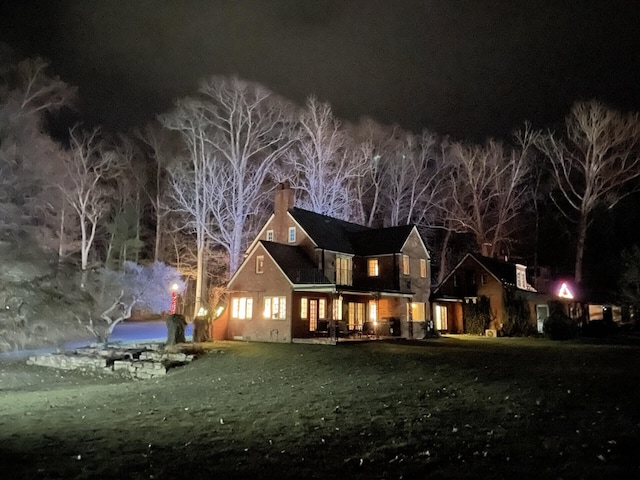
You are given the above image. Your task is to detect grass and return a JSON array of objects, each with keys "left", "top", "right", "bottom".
[{"left": 1, "top": 336, "right": 639, "bottom": 479}]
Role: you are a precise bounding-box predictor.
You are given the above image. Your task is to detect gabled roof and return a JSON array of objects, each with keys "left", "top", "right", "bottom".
[
  {"left": 261, "top": 241, "right": 332, "bottom": 285},
  {"left": 289, "top": 207, "right": 370, "bottom": 254},
  {"left": 348, "top": 224, "right": 417, "bottom": 256},
  {"left": 434, "top": 253, "right": 534, "bottom": 294},
  {"left": 473, "top": 254, "right": 519, "bottom": 288},
  {"left": 290, "top": 208, "right": 425, "bottom": 257}
]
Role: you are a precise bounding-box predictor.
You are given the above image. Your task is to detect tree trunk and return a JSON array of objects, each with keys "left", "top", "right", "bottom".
[
  {"left": 437, "top": 228, "right": 452, "bottom": 285},
  {"left": 194, "top": 237, "right": 206, "bottom": 318},
  {"left": 58, "top": 206, "right": 65, "bottom": 264},
  {"left": 574, "top": 213, "right": 588, "bottom": 285}
]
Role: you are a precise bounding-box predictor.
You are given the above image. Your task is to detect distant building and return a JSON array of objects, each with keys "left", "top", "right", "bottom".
[{"left": 431, "top": 253, "right": 551, "bottom": 335}]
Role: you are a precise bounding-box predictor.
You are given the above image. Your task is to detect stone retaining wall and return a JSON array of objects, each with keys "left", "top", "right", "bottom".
[{"left": 26, "top": 343, "right": 197, "bottom": 380}]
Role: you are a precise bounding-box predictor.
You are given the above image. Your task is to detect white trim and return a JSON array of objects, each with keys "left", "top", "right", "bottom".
[
  {"left": 245, "top": 213, "right": 275, "bottom": 253},
  {"left": 400, "top": 226, "right": 431, "bottom": 259}
]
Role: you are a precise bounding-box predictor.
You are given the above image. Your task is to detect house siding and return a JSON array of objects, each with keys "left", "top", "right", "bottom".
[
  {"left": 432, "top": 254, "right": 548, "bottom": 335},
  {"left": 227, "top": 244, "right": 294, "bottom": 343},
  {"left": 224, "top": 185, "right": 432, "bottom": 342}
]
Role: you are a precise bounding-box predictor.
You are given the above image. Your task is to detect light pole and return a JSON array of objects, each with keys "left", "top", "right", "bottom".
[{"left": 170, "top": 283, "right": 179, "bottom": 314}]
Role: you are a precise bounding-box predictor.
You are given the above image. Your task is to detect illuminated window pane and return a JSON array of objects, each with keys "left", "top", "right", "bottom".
[
  {"left": 411, "top": 302, "right": 426, "bottom": 321},
  {"left": 300, "top": 298, "right": 308, "bottom": 319},
  {"left": 264, "top": 296, "right": 286, "bottom": 319},
  {"left": 420, "top": 259, "right": 427, "bottom": 278},
  {"left": 232, "top": 297, "right": 252, "bottom": 319},
  {"left": 348, "top": 302, "right": 365, "bottom": 330},
  {"left": 333, "top": 297, "right": 343, "bottom": 320},
  {"left": 319, "top": 299, "right": 326, "bottom": 319},
  {"left": 402, "top": 255, "right": 410, "bottom": 275},
  {"left": 336, "top": 255, "right": 352, "bottom": 285},
  {"left": 369, "top": 300, "right": 377, "bottom": 322},
  {"left": 368, "top": 259, "right": 379, "bottom": 276}
]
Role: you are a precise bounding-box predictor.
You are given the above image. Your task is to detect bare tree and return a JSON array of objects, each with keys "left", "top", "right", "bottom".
[
  {"left": 161, "top": 76, "right": 295, "bottom": 316},
  {"left": 3, "top": 55, "right": 76, "bottom": 120},
  {"left": 0, "top": 51, "right": 75, "bottom": 240},
  {"left": 439, "top": 135, "right": 534, "bottom": 259},
  {"left": 103, "top": 134, "right": 148, "bottom": 267},
  {"left": 535, "top": 100, "right": 640, "bottom": 284},
  {"left": 135, "top": 121, "right": 180, "bottom": 261},
  {"left": 60, "top": 126, "right": 120, "bottom": 287},
  {"left": 81, "top": 261, "right": 184, "bottom": 343},
  {"left": 281, "top": 96, "right": 365, "bottom": 220},
  {"left": 382, "top": 129, "right": 444, "bottom": 227}
]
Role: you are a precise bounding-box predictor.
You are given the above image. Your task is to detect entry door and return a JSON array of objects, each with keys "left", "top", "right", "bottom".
[
  {"left": 536, "top": 305, "right": 549, "bottom": 333},
  {"left": 309, "top": 299, "right": 318, "bottom": 331},
  {"left": 435, "top": 305, "right": 448, "bottom": 331}
]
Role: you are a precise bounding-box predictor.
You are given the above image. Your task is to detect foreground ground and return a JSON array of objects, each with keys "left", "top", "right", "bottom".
[{"left": 1, "top": 336, "right": 639, "bottom": 479}]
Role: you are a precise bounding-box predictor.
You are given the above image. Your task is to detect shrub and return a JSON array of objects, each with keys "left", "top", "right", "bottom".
[
  {"left": 464, "top": 296, "right": 492, "bottom": 335},
  {"left": 543, "top": 310, "right": 577, "bottom": 340},
  {"left": 582, "top": 319, "right": 619, "bottom": 338},
  {"left": 503, "top": 290, "right": 535, "bottom": 337}
]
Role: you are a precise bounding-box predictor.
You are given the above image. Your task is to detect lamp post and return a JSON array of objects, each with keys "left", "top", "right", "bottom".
[{"left": 170, "top": 283, "right": 179, "bottom": 314}]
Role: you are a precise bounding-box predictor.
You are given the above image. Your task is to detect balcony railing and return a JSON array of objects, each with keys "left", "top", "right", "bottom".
[{"left": 289, "top": 269, "right": 332, "bottom": 284}]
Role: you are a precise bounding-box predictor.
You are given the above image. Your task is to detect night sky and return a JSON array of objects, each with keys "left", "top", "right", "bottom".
[{"left": 2, "top": 0, "right": 639, "bottom": 141}]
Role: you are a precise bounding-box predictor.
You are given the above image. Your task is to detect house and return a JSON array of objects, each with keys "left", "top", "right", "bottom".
[
  {"left": 431, "top": 253, "right": 550, "bottom": 335},
  {"left": 219, "top": 183, "right": 431, "bottom": 342}
]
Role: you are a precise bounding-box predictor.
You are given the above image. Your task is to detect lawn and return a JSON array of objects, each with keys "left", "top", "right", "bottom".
[{"left": 1, "top": 336, "right": 639, "bottom": 479}]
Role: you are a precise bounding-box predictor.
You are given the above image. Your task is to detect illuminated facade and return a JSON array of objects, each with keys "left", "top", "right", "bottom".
[{"left": 221, "top": 183, "right": 431, "bottom": 342}]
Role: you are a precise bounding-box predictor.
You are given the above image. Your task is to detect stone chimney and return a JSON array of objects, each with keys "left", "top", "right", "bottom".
[{"left": 274, "top": 181, "right": 294, "bottom": 215}]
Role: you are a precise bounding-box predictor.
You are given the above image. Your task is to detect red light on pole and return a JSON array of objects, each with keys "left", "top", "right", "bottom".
[{"left": 170, "top": 283, "right": 179, "bottom": 314}]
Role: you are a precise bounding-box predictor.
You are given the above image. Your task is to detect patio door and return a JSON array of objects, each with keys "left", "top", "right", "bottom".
[
  {"left": 309, "top": 299, "right": 318, "bottom": 331},
  {"left": 434, "top": 304, "right": 448, "bottom": 331}
]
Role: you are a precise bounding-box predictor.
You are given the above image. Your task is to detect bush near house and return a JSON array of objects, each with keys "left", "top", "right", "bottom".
[
  {"left": 543, "top": 306, "right": 578, "bottom": 340},
  {"left": 502, "top": 290, "right": 536, "bottom": 337},
  {"left": 463, "top": 296, "right": 491, "bottom": 334}
]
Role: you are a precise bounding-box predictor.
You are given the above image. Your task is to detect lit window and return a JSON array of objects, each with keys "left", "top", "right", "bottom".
[
  {"left": 420, "top": 259, "right": 427, "bottom": 278},
  {"left": 368, "top": 259, "right": 379, "bottom": 277},
  {"left": 264, "top": 296, "right": 286, "bottom": 319},
  {"left": 256, "top": 255, "right": 264, "bottom": 274},
  {"left": 348, "top": 302, "right": 365, "bottom": 330},
  {"left": 336, "top": 255, "right": 352, "bottom": 285},
  {"left": 319, "top": 299, "right": 326, "bottom": 319},
  {"left": 369, "top": 300, "right": 377, "bottom": 322},
  {"left": 411, "top": 302, "right": 426, "bottom": 321},
  {"left": 300, "top": 297, "right": 308, "bottom": 319},
  {"left": 333, "top": 296, "right": 343, "bottom": 320},
  {"left": 231, "top": 297, "right": 253, "bottom": 319},
  {"left": 402, "top": 255, "right": 410, "bottom": 275},
  {"left": 266, "top": 230, "right": 274, "bottom": 241},
  {"left": 288, "top": 227, "right": 296, "bottom": 243}
]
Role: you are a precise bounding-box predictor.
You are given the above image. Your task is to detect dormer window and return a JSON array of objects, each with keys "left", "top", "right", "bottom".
[
  {"left": 288, "top": 227, "right": 296, "bottom": 243},
  {"left": 516, "top": 264, "right": 527, "bottom": 289},
  {"left": 336, "top": 255, "right": 352, "bottom": 285}
]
